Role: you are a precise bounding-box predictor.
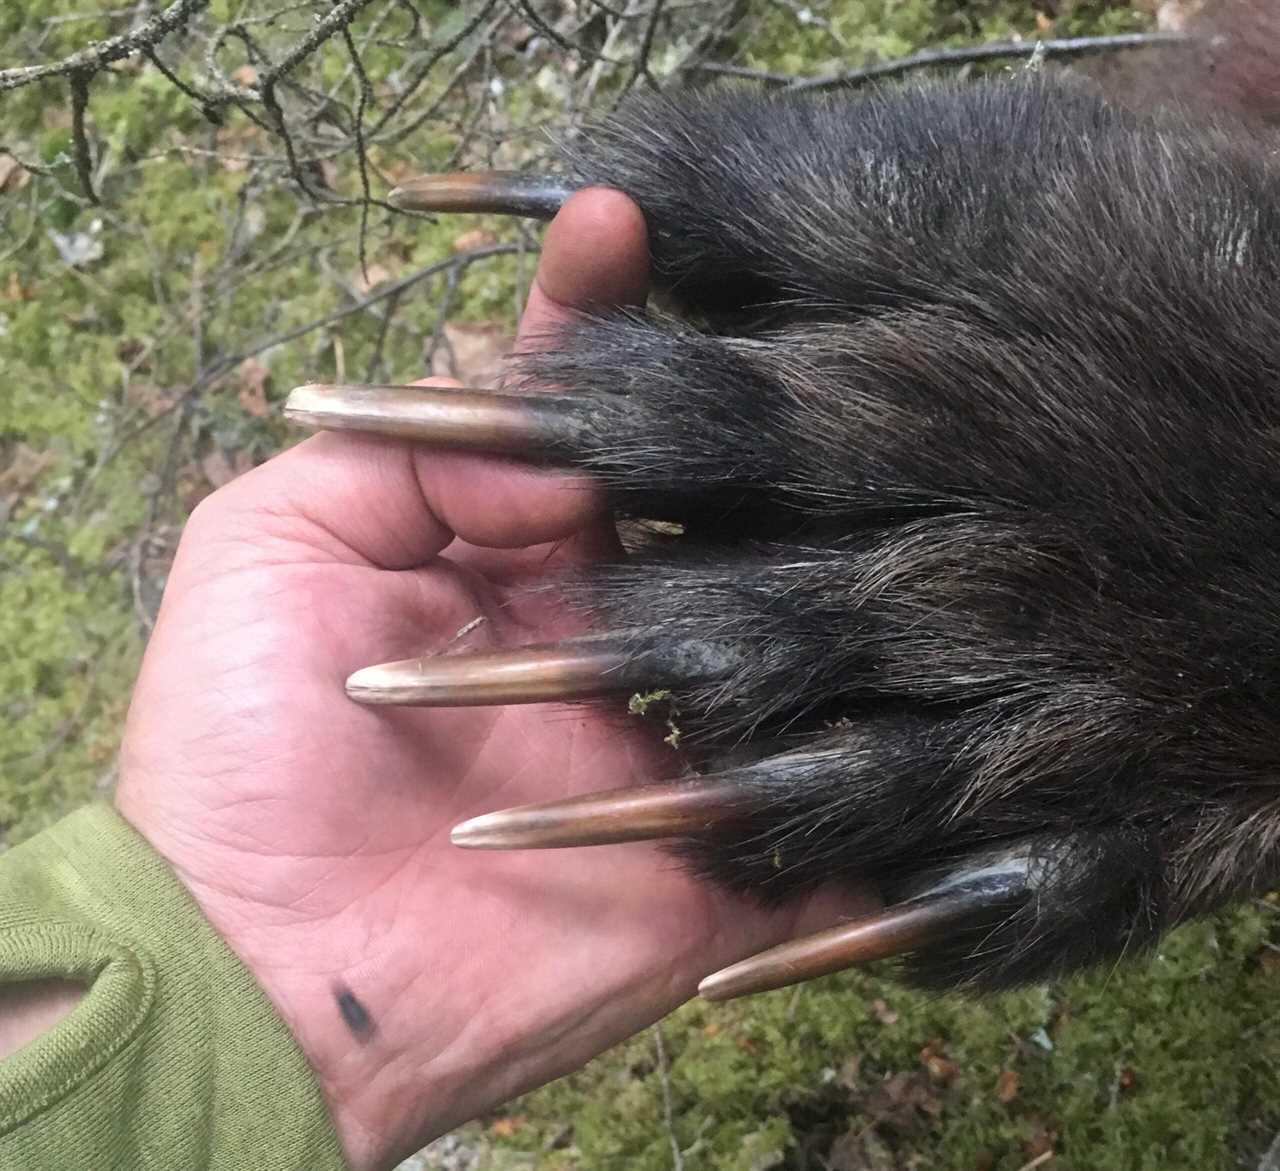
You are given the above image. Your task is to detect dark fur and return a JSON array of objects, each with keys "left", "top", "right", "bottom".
[{"left": 511, "top": 28, "right": 1280, "bottom": 989}]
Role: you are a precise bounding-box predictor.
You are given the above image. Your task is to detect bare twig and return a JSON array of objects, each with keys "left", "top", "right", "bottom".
[
  {"left": 367, "top": 0, "right": 504, "bottom": 141},
  {"left": 0, "top": 0, "right": 209, "bottom": 91},
  {"left": 688, "top": 30, "right": 1189, "bottom": 92},
  {"left": 364, "top": 286, "right": 403, "bottom": 383},
  {"left": 1014, "top": 1152, "right": 1055, "bottom": 1171},
  {"left": 652, "top": 1024, "right": 684, "bottom": 1171},
  {"left": 255, "top": 0, "right": 379, "bottom": 91},
  {"left": 230, "top": 241, "right": 523, "bottom": 371},
  {"left": 341, "top": 23, "right": 374, "bottom": 281},
  {"left": 625, "top": 0, "right": 667, "bottom": 93},
  {"left": 143, "top": 45, "right": 222, "bottom": 123},
  {"left": 68, "top": 68, "right": 97, "bottom": 202}
]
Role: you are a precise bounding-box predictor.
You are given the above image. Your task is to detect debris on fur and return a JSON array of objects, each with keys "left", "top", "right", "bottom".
[{"left": 628, "top": 689, "right": 682, "bottom": 747}]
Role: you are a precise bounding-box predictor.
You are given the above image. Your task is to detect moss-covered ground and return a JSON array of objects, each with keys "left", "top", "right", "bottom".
[{"left": 4, "top": 1, "right": 1279, "bottom": 1167}]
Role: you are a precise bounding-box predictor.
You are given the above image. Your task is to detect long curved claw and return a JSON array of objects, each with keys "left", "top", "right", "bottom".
[
  {"left": 347, "top": 640, "right": 631, "bottom": 706},
  {"left": 285, "top": 382, "right": 588, "bottom": 457},
  {"left": 451, "top": 780, "right": 752, "bottom": 849},
  {"left": 698, "top": 858, "right": 1031, "bottom": 1001},
  {"left": 698, "top": 894, "right": 981, "bottom": 1001},
  {"left": 346, "top": 636, "right": 740, "bottom": 707},
  {"left": 388, "top": 171, "right": 575, "bottom": 220}
]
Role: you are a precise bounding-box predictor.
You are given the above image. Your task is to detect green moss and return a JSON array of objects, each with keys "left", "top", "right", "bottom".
[
  {"left": 474, "top": 910, "right": 1278, "bottom": 1170},
  {"left": 0, "top": 2, "right": 504, "bottom": 852},
  {"left": 740, "top": 0, "right": 1148, "bottom": 79}
]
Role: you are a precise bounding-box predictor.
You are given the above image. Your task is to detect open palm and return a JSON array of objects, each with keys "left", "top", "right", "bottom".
[{"left": 115, "top": 191, "right": 868, "bottom": 1171}]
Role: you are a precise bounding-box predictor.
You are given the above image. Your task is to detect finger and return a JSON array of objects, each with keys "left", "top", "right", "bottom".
[
  {"left": 187, "top": 392, "right": 590, "bottom": 573},
  {"left": 208, "top": 191, "right": 651, "bottom": 569},
  {"left": 516, "top": 186, "right": 650, "bottom": 349},
  {"left": 406, "top": 186, "right": 650, "bottom": 551}
]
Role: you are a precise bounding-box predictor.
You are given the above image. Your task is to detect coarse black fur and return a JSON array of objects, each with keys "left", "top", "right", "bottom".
[{"left": 510, "top": 19, "right": 1280, "bottom": 990}]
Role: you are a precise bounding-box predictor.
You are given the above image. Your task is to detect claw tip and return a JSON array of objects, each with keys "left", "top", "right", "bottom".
[
  {"left": 696, "top": 970, "right": 737, "bottom": 1002},
  {"left": 345, "top": 664, "right": 401, "bottom": 704},
  {"left": 283, "top": 383, "right": 327, "bottom": 423},
  {"left": 450, "top": 813, "right": 504, "bottom": 849}
]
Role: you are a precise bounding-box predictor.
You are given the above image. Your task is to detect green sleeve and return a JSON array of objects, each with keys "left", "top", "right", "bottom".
[{"left": 0, "top": 803, "right": 348, "bottom": 1171}]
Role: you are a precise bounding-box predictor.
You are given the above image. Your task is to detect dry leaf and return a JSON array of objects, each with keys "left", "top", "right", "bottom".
[
  {"left": 995, "top": 1069, "right": 1020, "bottom": 1104},
  {"left": 126, "top": 382, "right": 180, "bottom": 416},
  {"left": 350, "top": 263, "right": 394, "bottom": 296},
  {"left": 824, "top": 1126, "right": 896, "bottom": 1171},
  {"left": 237, "top": 357, "right": 270, "bottom": 418},
  {"left": 232, "top": 64, "right": 259, "bottom": 86},
  {"left": 870, "top": 998, "right": 899, "bottom": 1026},
  {"left": 861, "top": 1070, "right": 944, "bottom": 1130},
  {"left": 920, "top": 1040, "right": 958, "bottom": 1084},
  {"left": 118, "top": 337, "right": 149, "bottom": 368},
  {"left": 453, "top": 227, "right": 499, "bottom": 253},
  {"left": 200, "top": 447, "right": 254, "bottom": 490},
  {"left": 0, "top": 443, "right": 56, "bottom": 505},
  {"left": 488, "top": 1115, "right": 526, "bottom": 1138},
  {"left": 497, "top": 18, "right": 537, "bottom": 51},
  {"left": 200, "top": 449, "right": 236, "bottom": 490},
  {"left": 0, "top": 154, "right": 31, "bottom": 193},
  {"left": 923, "top": 1054, "right": 958, "bottom": 1083},
  {"left": 1023, "top": 1118, "right": 1059, "bottom": 1161},
  {"left": 4, "top": 272, "right": 34, "bottom": 301},
  {"left": 214, "top": 124, "right": 262, "bottom": 173},
  {"left": 430, "top": 321, "right": 513, "bottom": 386}
]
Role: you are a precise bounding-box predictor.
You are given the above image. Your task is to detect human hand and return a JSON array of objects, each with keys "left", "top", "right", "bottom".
[{"left": 115, "top": 189, "right": 871, "bottom": 1171}]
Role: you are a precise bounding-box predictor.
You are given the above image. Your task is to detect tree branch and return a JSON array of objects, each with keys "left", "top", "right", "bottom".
[
  {"left": 0, "top": 0, "right": 209, "bottom": 92},
  {"left": 255, "top": 0, "right": 380, "bottom": 90},
  {"left": 68, "top": 69, "right": 96, "bottom": 204},
  {"left": 687, "top": 30, "right": 1190, "bottom": 92}
]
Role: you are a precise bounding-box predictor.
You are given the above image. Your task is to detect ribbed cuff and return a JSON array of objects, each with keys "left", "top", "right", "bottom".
[{"left": 0, "top": 803, "right": 348, "bottom": 1170}]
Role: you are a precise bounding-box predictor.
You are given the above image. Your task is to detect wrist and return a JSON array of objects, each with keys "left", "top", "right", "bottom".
[
  {"left": 0, "top": 980, "right": 84, "bottom": 1061},
  {"left": 115, "top": 847, "right": 443, "bottom": 1171},
  {"left": 216, "top": 941, "right": 557, "bottom": 1171},
  {"left": 112, "top": 785, "right": 392, "bottom": 1168},
  {"left": 161, "top": 877, "right": 692, "bottom": 1171}
]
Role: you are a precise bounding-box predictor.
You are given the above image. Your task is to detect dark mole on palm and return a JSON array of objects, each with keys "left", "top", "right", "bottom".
[
  {"left": 287, "top": 30, "right": 1280, "bottom": 998},
  {"left": 335, "top": 983, "right": 376, "bottom": 1042}
]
